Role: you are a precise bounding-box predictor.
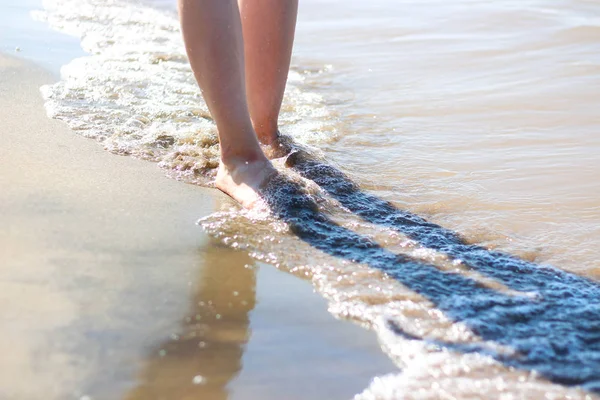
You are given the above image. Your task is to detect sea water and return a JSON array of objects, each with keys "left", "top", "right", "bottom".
[{"left": 34, "top": 0, "right": 600, "bottom": 398}]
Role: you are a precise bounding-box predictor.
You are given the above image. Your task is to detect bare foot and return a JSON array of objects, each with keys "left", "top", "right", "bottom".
[{"left": 215, "top": 157, "right": 277, "bottom": 208}]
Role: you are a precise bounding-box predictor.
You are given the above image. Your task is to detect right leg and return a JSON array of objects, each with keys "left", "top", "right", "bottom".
[{"left": 178, "top": 0, "right": 275, "bottom": 207}]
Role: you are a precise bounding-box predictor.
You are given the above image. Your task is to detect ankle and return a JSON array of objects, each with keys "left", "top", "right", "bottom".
[
  {"left": 252, "top": 121, "right": 279, "bottom": 145},
  {"left": 220, "top": 148, "right": 267, "bottom": 169}
]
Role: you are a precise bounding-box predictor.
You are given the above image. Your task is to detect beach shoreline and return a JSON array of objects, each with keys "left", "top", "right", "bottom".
[
  {"left": 0, "top": 26, "right": 397, "bottom": 400},
  {"left": 4, "top": 0, "right": 600, "bottom": 397}
]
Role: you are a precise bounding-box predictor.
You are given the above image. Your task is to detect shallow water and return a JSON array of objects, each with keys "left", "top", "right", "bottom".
[
  {"left": 34, "top": 0, "right": 600, "bottom": 397},
  {"left": 294, "top": 0, "right": 600, "bottom": 277}
]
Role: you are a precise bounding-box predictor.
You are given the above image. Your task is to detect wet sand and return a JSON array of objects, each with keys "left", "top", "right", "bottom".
[
  {"left": 0, "top": 54, "right": 397, "bottom": 399},
  {"left": 5, "top": 0, "right": 599, "bottom": 397}
]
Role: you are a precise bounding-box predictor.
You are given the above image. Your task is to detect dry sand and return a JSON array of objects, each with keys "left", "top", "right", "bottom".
[{"left": 0, "top": 54, "right": 397, "bottom": 400}]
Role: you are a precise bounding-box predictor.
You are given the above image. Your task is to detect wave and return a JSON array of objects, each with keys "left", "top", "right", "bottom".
[
  {"left": 200, "top": 143, "right": 599, "bottom": 399},
  {"left": 35, "top": 0, "right": 600, "bottom": 398},
  {"left": 33, "top": 0, "right": 339, "bottom": 185}
]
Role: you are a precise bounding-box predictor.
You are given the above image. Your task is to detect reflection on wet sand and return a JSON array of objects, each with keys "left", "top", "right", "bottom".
[
  {"left": 125, "top": 245, "right": 256, "bottom": 400},
  {"left": 0, "top": 52, "right": 397, "bottom": 400}
]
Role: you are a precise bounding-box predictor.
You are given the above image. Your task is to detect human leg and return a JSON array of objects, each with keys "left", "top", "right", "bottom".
[
  {"left": 238, "top": 0, "right": 299, "bottom": 146},
  {"left": 178, "top": 0, "right": 275, "bottom": 207}
]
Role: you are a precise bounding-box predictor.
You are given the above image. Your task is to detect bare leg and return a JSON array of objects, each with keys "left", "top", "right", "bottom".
[
  {"left": 238, "top": 0, "right": 298, "bottom": 146},
  {"left": 178, "top": 0, "right": 276, "bottom": 207}
]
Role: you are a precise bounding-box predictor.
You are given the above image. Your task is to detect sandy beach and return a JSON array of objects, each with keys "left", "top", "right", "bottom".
[
  {"left": 0, "top": 53, "right": 397, "bottom": 399},
  {"left": 3, "top": 0, "right": 600, "bottom": 397}
]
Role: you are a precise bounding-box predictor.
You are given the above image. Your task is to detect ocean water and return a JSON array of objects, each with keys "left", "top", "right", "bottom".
[{"left": 34, "top": 0, "right": 600, "bottom": 398}]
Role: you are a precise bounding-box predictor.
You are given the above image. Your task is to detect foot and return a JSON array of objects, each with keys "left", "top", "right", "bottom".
[
  {"left": 260, "top": 131, "right": 294, "bottom": 159},
  {"left": 215, "top": 157, "right": 277, "bottom": 208}
]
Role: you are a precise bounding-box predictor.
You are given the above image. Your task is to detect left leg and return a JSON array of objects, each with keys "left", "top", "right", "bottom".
[
  {"left": 238, "top": 0, "right": 299, "bottom": 146},
  {"left": 178, "top": 0, "right": 274, "bottom": 208}
]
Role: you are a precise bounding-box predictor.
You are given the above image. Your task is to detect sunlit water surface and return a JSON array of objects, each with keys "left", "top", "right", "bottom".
[{"left": 35, "top": 0, "right": 600, "bottom": 398}]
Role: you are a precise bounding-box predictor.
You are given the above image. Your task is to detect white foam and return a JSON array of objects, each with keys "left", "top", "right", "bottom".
[
  {"left": 33, "top": 1, "right": 598, "bottom": 398},
  {"left": 34, "top": 0, "right": 338, "bottom": 185}
]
